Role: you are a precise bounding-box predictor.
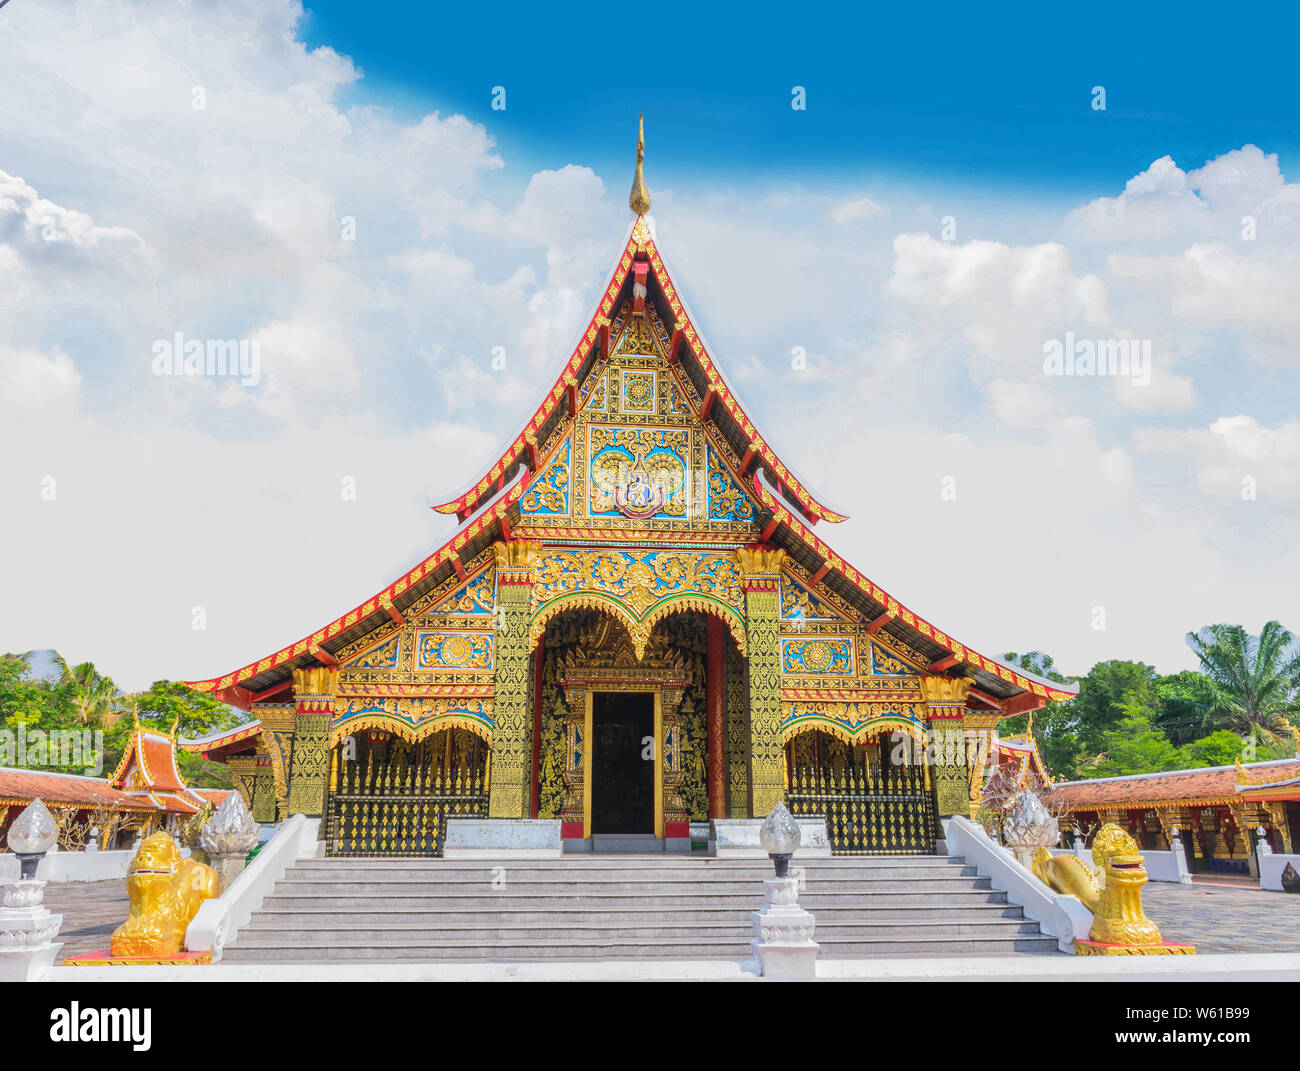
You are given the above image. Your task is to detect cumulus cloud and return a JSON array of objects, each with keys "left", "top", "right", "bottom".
[{"left": 1135, "top": 415, "right": 1300, "bottom": 504}]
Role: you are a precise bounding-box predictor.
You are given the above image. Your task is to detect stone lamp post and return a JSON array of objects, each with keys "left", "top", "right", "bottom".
[
  {"left": 200, "top": 793, "right": 260, "bottom": 895},
  {"left": 1002, "top": 788, "right": 1060, "bottom": 871},
  {"left": 0, "top": 799, "right": 64, "bottom": 981},
  {"left": 750, "top": 802, "right": 819, "bottom": 979}
]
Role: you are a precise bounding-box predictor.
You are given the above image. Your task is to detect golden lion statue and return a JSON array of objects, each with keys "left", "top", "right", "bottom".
[
  {"left": 110, "top": 831, "right": 219, "bottom": 957},
  {"left": 1033, "top": 822, "right": 1164, "bottom": 947}
]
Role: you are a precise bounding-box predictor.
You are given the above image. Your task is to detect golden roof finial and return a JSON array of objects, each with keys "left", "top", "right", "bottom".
[{"left": 629, "top": 113, "right": 650, "bottom": 216}]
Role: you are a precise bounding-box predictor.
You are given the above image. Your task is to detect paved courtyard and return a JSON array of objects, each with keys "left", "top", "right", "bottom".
[
  {"left": 36, "top": 875, "right": 1300, "bottom": 963},
  {"left": 1142, "top": 881, "right": 1300, "bottom": 954},
  {"left": 42, "top": 879, "right": 129, "bottom": 962}
]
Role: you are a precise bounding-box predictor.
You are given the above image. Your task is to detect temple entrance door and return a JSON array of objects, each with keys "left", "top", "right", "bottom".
[{"left": 590, "top": 691, "right": 654, "bottom": 834}]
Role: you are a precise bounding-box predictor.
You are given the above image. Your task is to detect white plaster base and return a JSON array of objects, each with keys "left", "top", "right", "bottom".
[
  {"left": 443, "top": 819, "right": 563, "bottom": 858},
  {"left": 750, "top": 875, "right": 819, "bottom": 979},
  {"left": 710, "top": 819, "right": 831, "bottom": 858},
  {"left": 0, "top": 882, "right": 64, "bottom": 982}
]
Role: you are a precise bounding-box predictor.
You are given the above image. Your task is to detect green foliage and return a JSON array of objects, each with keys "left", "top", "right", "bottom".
[
  {"left": 1186, "top": 621, "right": 1300, "bottom": 748},
  {"left": 1180, "top": 730, "right": 1246, "bottom": 768},
  {"left": 1001, "top": 635, "right": 1297, "bottom": 782},
  {"left": 1153, "top": 670, "right": 1218, "bottom": 745},
  {"left": 123, "top": 679, "right": 243, "bottom": 739},
  {"left": 1, "top": 653, "right": 242, "bottom": 788},
  {"left": 1084, "top": 695, "right": 1184, "bottom": 777}
]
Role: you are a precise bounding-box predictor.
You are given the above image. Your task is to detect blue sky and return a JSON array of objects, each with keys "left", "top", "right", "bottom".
[
  {"left": 2, "top": 0, "right": 1299, "bottom": 689},
  {"left": 301, "top": 2, "right": 1300, "bottom": 201}
]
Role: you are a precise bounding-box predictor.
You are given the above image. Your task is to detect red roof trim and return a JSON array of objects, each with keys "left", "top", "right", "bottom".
[
  {"left": 432, "top": 220, "right": 845, "bottom": 526},
  {"left": 185, "top": 470, "right": 529, "bottom": 700},
  {"left": 752, "top": 469, "right": 1078, "bottom": 703}
]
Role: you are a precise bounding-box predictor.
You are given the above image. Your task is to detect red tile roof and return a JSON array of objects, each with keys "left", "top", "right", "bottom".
[
  {"left": 0, "top": 768, "right": 166, "bottom": 812},
  {"left": 1046, "top": 758, "right": 1300, "bottom": 810},
  {"left": 0, "top": 725, "right": 235, "bottom": 816}
]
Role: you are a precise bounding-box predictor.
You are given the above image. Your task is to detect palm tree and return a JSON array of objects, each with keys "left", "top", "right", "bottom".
[
  {"left": 1185, "top": 622, "right": 1300, "bottom": 750},
  {"left": 52, "top": 655, "right": 120, "bottom": 729}
]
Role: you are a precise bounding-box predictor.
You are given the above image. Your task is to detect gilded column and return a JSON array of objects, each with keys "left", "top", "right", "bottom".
[
  {"left": 920, "top": 676, "right": 973, "bottom": 823},
  {"left": 251, "top": 754, "right": 276, "bottom": 824},
  {"left": 287, "top": 667, "right": 338, "bottom": 818},
  {"left": 737, "top": 546, "right": 786, "bottom": 819},
  {"left": 227, "top": 755, "right": 259, "bottom": 811},
  {"left": 725, "top": 644, "right": 749, "bottom": 818},
  {"left": 706, "top": 615, "right": 726, "bottom": 820},
  {"left": 1267, "top": 803, "right": 1294, "bottom": 854},
  {"left": 488, "top": 540, "right": 540, "bottom": 819}
]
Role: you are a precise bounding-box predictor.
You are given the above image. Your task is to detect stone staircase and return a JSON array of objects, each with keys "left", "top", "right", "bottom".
[{"left": 220, "top": 855, "right": 1061, "bottom": 962}]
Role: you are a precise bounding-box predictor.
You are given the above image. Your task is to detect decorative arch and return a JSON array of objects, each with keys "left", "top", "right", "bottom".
[
  {"left": 330, "top": 698, "right": 493, "bottom": 746},
  {"left": 779, "top": 702, "right": 930, "bottom": 748},
  {"left": 529, "top": 590, "right": 746, "bottom": 658}
]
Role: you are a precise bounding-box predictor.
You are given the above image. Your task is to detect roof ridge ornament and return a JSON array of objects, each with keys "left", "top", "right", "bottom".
[{"left": 629, "top": 113, "right": 651, "bottom": 216}]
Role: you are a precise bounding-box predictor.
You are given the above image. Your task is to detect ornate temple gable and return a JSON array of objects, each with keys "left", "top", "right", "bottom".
[
  {"left": 773, "top": 557, "right": 933, "bottom": 744},
  {"left": 519, "top": 436, "right": 571, "bottom": 518},
  {"left": 514, "top": 297, "right": 763, "bottom": 540},
  {"left": 325, "top": 548, "right": 498, "bottom": 706},
  {"left": 431, "top": 216, "right": 846, "bottom": 529},
  {"left": 406, "top": 548, "right": 497, "bottom": 619},
  {"left": 780, "top": 569, "right": 846, "bottom": 623}
]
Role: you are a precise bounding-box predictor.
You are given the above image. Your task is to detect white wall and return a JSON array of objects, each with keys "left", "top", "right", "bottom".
[
  {"left": 186, "top": 815, "right": 318, "bottom": 962},
  {"left": 1260, "top": 853, "right": 1300, "bottom": 892},
  {"left": 0, "top": 845, "right": 191, "bottom": 883},
  {"left": 1052, "top": 843, "right": 1191, "bottom": 883}
]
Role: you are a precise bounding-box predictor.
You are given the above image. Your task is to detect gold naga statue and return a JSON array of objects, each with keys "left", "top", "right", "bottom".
[
  {"left": 1032, "top": 822, "right": 1168, "bottom": 948},
  {"left": 110, "top": 831, "right": 219, "bottom": 958}
]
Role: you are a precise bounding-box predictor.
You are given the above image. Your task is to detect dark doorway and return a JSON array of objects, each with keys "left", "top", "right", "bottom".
[{"left": 591, "top": 692, "right": 654, "bottom": 834}]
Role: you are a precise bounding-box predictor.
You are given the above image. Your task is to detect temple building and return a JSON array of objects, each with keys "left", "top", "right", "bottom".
[
  {"left": 1, "top": 717, "right": 229, "bottom": 849},
  {"left": 1047, "top": 756, "right": 1300, "bottom": 877},
  {"left": 184, "top": 123, "right": 1077, "bottom": 857}
]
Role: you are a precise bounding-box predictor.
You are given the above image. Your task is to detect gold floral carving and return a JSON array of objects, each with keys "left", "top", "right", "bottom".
[
  {"left": 528, "top": 549, "right": 747, "bottom": 658},
  {"left": 919, "top": 676, "right": 974, "bottom": 706},
  {"left": 292, "top": 666, "right": 340, "bottom": 698},
  {"left": 494, "top": 539, "right": 543, "bottom": 572},
  {"left": 736, "top": 547, "right": 787, "bottom": 576}
]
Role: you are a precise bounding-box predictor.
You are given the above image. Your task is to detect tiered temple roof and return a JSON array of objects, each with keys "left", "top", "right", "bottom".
[{"left": 185, "top": 123, "right": 1077, "bottom": 718}]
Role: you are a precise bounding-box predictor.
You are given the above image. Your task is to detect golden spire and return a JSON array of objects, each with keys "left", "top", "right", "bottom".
[{"left": 629, "top": 113, "right": 650, "bottom": 216}]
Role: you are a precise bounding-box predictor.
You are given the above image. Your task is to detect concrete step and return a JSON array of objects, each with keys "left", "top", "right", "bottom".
[
  {"left": 220, "top": 932, "right": 1061, "bottom": 962},
  {"left": 278, "top": 865, "right": 980, "bottom": 883},
  {"left": 223, "top": 851, "right": 1059, "bottom": 962},
  {"left": 236, "top": 919, "right": 1044, "bottom": 943},
  {"left": 261, "top": 890, "right": 1009, "bottom": 912},
  {"left": 268, "top": 877, "right": 993, "bottom": 896},
  {"left": 246, "top": 903, "right": 1025, "bottom": 927},
  {"left": 289, "top": 855, "right": 966, "bottom": 869}
]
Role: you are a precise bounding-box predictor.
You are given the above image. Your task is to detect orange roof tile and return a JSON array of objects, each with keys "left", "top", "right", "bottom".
[
  {"left": 1046, "top": 758, "right": 1300, "bottom": 810},
  {"left": 0, "top": 768, "right": 172, "bottom": 812}
]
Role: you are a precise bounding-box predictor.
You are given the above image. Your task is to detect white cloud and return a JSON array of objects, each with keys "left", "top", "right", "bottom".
[
  {"left": 832, "top": 196, "right": 889, "bottom": 224},
  {"left": 1135, "top": 415, "right": 1300, "bottom": 505}
]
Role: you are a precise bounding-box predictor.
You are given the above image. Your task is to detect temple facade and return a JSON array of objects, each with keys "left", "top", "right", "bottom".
[{"left": 185, "top": 127, "right": 1076, "bottom": 857}]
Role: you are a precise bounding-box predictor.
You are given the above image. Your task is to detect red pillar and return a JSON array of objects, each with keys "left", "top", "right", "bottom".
[
  {"left": 530, "top": 631, "right": 545, "bottom": 819},
  {"left": 707, "top": 616, "right": 726, "bottom": 820}
]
